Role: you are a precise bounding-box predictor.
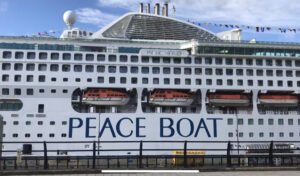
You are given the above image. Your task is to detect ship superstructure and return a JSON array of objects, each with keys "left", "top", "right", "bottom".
[{"left": 1, "top": 3, "right": 300, "bottom": 156}]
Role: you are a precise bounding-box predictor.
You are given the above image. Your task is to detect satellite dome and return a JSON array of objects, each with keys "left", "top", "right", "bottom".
[{"left": 63, "top": 10, "right": 77, "bottom": 29}]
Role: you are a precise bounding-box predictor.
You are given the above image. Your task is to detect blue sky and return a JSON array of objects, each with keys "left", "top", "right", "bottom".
[{"left": 1, "top": 0, "right": 300, "bottom": 42}]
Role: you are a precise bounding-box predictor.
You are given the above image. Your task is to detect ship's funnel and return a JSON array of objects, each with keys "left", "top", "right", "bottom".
[
  {"left": 163, "top": 3, "right": 168, "bottom": 16},
  {"left": 146, "top": 3, "right": 150, "bottom": 13},
  {"left": 154, "top": 3, "right": 160, "bottom": 15},
  {"left": 139, "top": 3, "right": 143, "bottom": 13}
]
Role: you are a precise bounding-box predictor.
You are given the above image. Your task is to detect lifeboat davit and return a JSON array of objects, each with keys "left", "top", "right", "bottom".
[
  {"left": 82, "top": 89, "right": 130, "bottom": 106},
  {"left": 258, "top": 95, "right": 298, "bottom": 106},
  {"left": 149, "top": 90, "right": 193, "bottom": 106},
  {"left": 208, "top": 94, "right": 250, "bottom": 106}
]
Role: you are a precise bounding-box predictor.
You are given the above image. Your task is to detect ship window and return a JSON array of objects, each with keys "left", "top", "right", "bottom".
[
  {"left": 152, "top": 67, "right": 160, "bottom": 74},
  {"left": 288, "top": 119, "right": 293, "bottom": 125},
  {"left": 163, "top": 68, "right": 170, "bottom": 74},
  {"left": 85, "top": 65, "right": 94, "bottom": 72},
  {"left": 268, "top": 80, "right": 273, "bottom": 87},
  {"left": 269, "top": 132, "right": 274, "bottom": 137},
  {"left": 51, "top": 89, "right": 56, "bottom": 93},
  {"left": 279, "top": 132, "right": 284, "bottom": 137},
  {"left": 51, "top": 77, "right": 56, "bottom": 82},
  {"left": 120, "top": 55, "right": 128, "bottom": 62},
  {"left": 153, "top": 78, "right": 159, "bottom": 84},
  {"left": 62, "top": 65, "right": 70, "bottom": 72},
  {"left": 63, "top": 89, "right": 68, "bottom": 93},
  {"left": 266, "top": 70, "right": 273, "bottom": 76},
  {"left": 50, "top": 121, "right": 55, "bottom": 125},
  {"left": 27, "top": 52, "right": 35, "bottom": 59},
  {"left": 227, "top": 79, "right": 233, "bottom": 86},
  {"left": 237, "top": 119, "right": 243, "bottom": 125},
  {"left": 152, "top": 57, "right": 160, "bottom": 63},
  {"left": 226, "top": 69, "right": 233, "bottom": 75},
  {"left": 14, "top": 89, "right": 21, "bottom": 95},
  {"left": 256, "top": 70, "right": 263, "bottom": 76},
  {"left": 238, "top": 132, "right": 243, "bottom": 137},
  {"left": 227, "top": 118, "right": 233, "bottom": 125},
  {"left": 62, "top": 121, "right": 67, "bottom": 125},
  {"left": 108, "top": 66, "right": 116, "bottom": 73},
  {"left": 246, "top": 59, "right": 253, "bottom": 65},
  {"left": 216, "top": 79, "right": 222, "bottom": 85},
  {"left": 2, "top": 63, "right": 11, "bottom": 70},
  {"left": 97, "top": 77, "right": 104, "bottom": 83},
  {"left": 97, "top": 66, "right": 105, "bottom": 73},
  {"left": 75, "top": 78, "right": 80, "bottom": 82},
  {"left": 38, "top": 104, "right": 44, "bottom": 113},
  {"left": 39, "top": 52, "right": 47, "bottom": 60},
  {"left": 120, "top": 66, "right": 127, "bottom": 73},
  {"left": 174, "top": 68, "right": 181, "bottom": 74},
  {"left": 195, "top": 68, "right": 202, "bottom": 75},
  {"left": 74, "top": 54, "right": 82, "bottom": 61},
  {"left": 184, "top": 68, "right": 191, "bottom": 75},
  {"left": 26, "top": 64, "right": 35, "bottom": 71},
  {"left": 205, "top": 58, "right": 212, "bottom": 65},
  {"left": 215, "top": 58, "right": 222, "bottom": 65},
  {"left": 13, "top": 121, "right": 19, "bottom": 125},
  {"left": 26, "top": 75, "right": 33, "bottom": 82},
  {"left": 163, "top": 57, "right": 171, "bottom": 63},
  {"left": 258, "top": 119, "right": 264, "bottom": 125},
  {"left": 15, "top": 52, "right": 24, "bottom": 59},
  {"left": 289, "top": 132, "right": 294, "bottom": 137},
  {"left": 14, "top": 63, "right": 23, "bottom": 71},
  {"left": 61, "top": 133, "right": 67, "bottom": 138},
  {"left": 276, "top": 70, "right": 283, "bottom": 77},
  {"left": 142, "top": 78, "right": 148, "bottom": 84},
  {"left": 26, "top": 121, "right": 31, "bottom": 125},
  {"left": 27, "top": 89, "right": 33, "bottom": 95},
  {"left": 14, "top": 75, "right": 21, "bottom": 82},
  {"left": 141, "top": 67, "right": 149, "bottom": 74},
  {"left": 246, "top": 69, "right": 253, "bottom": 76},
  {"left": 259, "top": 132, "right": 264, "bottom": 137},
  {"left": 206, "top": 79, "right": 212, "bottom": 85},
  {"left": 286, "top": 70, "right": 293, "bottom": 77},
  {"left": 2, "top": 75, "right": 9, "bottom": 82},
  {"left": 276, "top": 60, "right": 282, "bottom": 66},
  {"left": 96, "top": 55, "right": 105, "bottom": 62},
  {"left": 120, "top": 77, "right": 126, "bottom": 84},
  {"left": 130, "top": 55, "right": 138, "bottom": 62},
  {"left": 173, "top": 78, "right": 180, "bottom": 85},
  {"left": 257, "top": 80, "right": 263, "bottom": 86},
  {"left": 25, "top": 133, "right": 30, "bottom": 138},
  {"left": 173, "top": 58, "right": 181, "bottom": 64},
  {"left": 164, "top": 78, "right": 170, "bottom": 85},
  {"left": 131, "top": 77, "right": 138, "bottom": 84},
  {"left": 228, "top": 132, "right": 233, "bottom": 137},
  {"left": 278, "top": 119, "right": 284, "bottom": 125},
  {"left": 285, "top": 60, "right": 292, "bottom": 67},
  {"left": 86, "top": 54, "right": 94, "bottom": 61},
  {"left": 195, "top": 57, "right": 202, "bottom": 64},
  {"left": 248, "top": 80, "right": 253, "bottom": 86},
  {"left": 38, "top": 75, "right": 45, "bottom": 82},
  {"left": 236, "top": 58, "right": 243, "bottom": 65},
  {"left": 237, "top": 80, "right": 243, "bottom": 86},
  {"left": 277, "top": 81, "right": 283, "bottom": 87},
  {"left": 256, "top": 59, "right": 263, "bottom": 66},
  {"left": 195, "top": 79, "right": 201, "bottom": 85},
  {"left": 236, "top": 69, "right": 243, "bottom": 76},
  {"left": 50, "top": 53, "right": 59, "bottom": 60},
  {"left": 287, "top": 81, "right": 293, "bottom": 87},
  {"left": 37, "top": 134, "right": 43, "bottom": 137},
  {"left": 296, "top": 71, "right": 300, "bottom": 77},
  {"left": 266, "top": 59, "right": 273, "bottom": 66},
  {"left": 0, "top": 99, "right": 23, "bottom": 111},
  {"left": 296, "top": 61, "right": 300, "bottom": 67},
  {"left": 249, "top": 132, "right": 254, "bottom": 138},
  {"left": 131, "top": 67, "right": 138, "bottom": 74},
  {"left": 205, "top": 68, "right": 212, "bottom": 75},
  {"left": 38, "top": 64, "right": 47, "bottom": 71},
  {"left": 50, "top": 64, "right": 59, "bottom": 72},
  {"left": 12, "top": 133, "right": 18, "bottom": 138},
  {"left": 297, "top": 81, "right": 300, "bottom": 87},
  {"left": 225, "top": 58, "right": 233, "bottom": 65},
  {"left": 3, "top": 51, "right": 12, "bottom": 59},
  {"left": 109, "top": 55, "right": 117, "bottom": 62},
  {"left": 109, "top": 77, "right": 115, "bottom": 84}
]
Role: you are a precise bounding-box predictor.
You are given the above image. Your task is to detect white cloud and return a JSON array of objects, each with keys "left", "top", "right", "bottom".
[
  {"left": 97, "top": 0, "right": 300, "bottom": 27},
  {"left": 75, "top": 8, "right": 119, "bottom": 27},
  {"left": 0, "top": 1, "right": 8, "bottom": 13}
]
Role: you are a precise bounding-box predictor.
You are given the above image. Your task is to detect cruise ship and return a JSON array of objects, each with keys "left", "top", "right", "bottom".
[{"left": 1, "top": 3, "right": 300, "bottom": 156}]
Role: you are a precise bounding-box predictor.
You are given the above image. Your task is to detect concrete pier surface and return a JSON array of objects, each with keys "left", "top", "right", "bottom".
[{"left": 7, "top": 171, "right": 300, "bottom": 176}]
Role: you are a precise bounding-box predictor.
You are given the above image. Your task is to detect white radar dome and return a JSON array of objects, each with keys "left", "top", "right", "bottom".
[{"left": 63, "top": 10, "right": 77, "bottom": 29}]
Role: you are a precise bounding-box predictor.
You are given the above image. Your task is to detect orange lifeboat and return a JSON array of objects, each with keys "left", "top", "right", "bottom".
[
  {"left": 258, "top": 95, "right": 298, "bottom": 106},
  {"left": 149, "top": 90, "right": 193, "bottom": 106},
  {"left": 208, "top": 94, "right": 250, "bottom": 106},
  {"left": 82, "top": 89, "right": 129, "bottom": 106}
]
